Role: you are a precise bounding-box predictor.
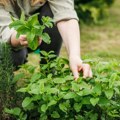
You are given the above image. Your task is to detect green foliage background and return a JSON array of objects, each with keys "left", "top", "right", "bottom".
[{"left": 75, "top": 0, "right": 115, "bottom": 23}]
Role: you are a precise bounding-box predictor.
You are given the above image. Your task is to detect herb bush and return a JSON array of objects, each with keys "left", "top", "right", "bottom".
[
  {"left": 5, "top": 51, "right": 120, "bottom": 120},
  {"left": 75, "top": 0, "right": 115, "bottom": 23},
  {"left": 0, "top": 42, "right": 16, "bottom": 119}
]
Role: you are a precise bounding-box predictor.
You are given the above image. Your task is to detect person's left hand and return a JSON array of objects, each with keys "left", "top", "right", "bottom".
[{"left": 69, "top": 56, "right": 92, "bottom": 80}]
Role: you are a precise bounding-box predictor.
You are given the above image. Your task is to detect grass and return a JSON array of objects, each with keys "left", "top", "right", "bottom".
[{"left": 80, "top": 0, "right": 120, "bottom": 61}]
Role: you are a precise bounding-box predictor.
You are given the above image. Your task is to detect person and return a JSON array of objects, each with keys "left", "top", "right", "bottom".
[{"left": 0, "top": 0, "right": 92, "bottom": 79}]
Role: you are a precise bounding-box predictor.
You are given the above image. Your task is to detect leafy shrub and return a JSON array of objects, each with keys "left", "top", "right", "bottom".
[
  {"left": 75, "top": 0, "right": 115, "bottom": 23},
  {"left": 5, "top": 51, "right": 120, "bottom": 120}
]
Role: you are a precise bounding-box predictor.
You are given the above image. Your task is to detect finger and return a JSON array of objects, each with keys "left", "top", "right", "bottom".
[
  {"left": 82, "top": 64, "right": 90, "bottom": 78},
  {"left": 39, "top": 38, "right": 42, "bottom": 45},
  {"left": 89, "top": 68, "right": 93, "bottom": 78},
  {"left": 20, "top": 41, "right": 28, "bottom": 46},
  {"left": 78, "top": 61, "right": 83, "bottom": 72},
  {"left": 71, "top": 67, "right": 79, "bottom": 80},
  {"left": 20, "top": 35, "right": 26, "bottom": 39},
  {"left": 78, "top": 66, "right": 82, "bottom": 72}
]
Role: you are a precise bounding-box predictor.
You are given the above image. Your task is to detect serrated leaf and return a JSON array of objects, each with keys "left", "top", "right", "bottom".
[
  {"left": 41, "top": 33, "right": 51, "bottom": 44},
  {"left": 93, "top": 84, "right": 101, "bottom": 96},
  {"left": 39, "top": 81, "right": 45, "bottom": 94},
  {"left": 40, "top": 50, "right": 48, "bottom": 56},
  {"left": 64, "top": 92, "right": 76, "bottom": 99},
  {"left": 17, "top": 87, "right": 28, "bottom": 93},
  {"left": 42, "top": 16, "right": 53, "bottom": 28},
  {"left": 90, "top": 98, "right": 99, "bottom": 106},
  {"left": 4, "top": 107, "right": 21, "bottom": 116},
  {"left": 30, "top": 84, "right": 40, "bottom": 95},
  {"left": 12, "top": 73, "right": 24, "bottom": 83},
  {"left": 30, "top": 73, "right": 41, "bottom": 83},
  {"left": 74, "top": 103, "right": 82, "bottom": 112},
  {"left": 48, "top": 100, "right": 57, "bottom": 107},
  {"left": 59, "top": 103, "right": 67, "bottom": 113},
  {"left": 51, "top": 111, "right": 60, "bottom": 118},
  {"left": 20, "top": 11, "right": 25, "bottom": 21},
  {"left": 46, "top": 88, "right": 59, "bottom": 94},
  {"left": 72, "top": 82, "right": 80, "bottom": 92},
  {"left": 28, "top": 36, "right": 39, "bottom": 50},
  {"left": 41, "top": 104, "right": 48, "bottom": 112},
  {"left": 22, "top": 97, "right": 32, "bottom": 108},
  {"left": 9, "top": 20, "right": 25, "bottom": 30},
  {"left": 53, "top": 78, "right": 66, "bottom": 84},
  {"left": 105, "top": 89, "right": 114, "bottom": 99},
  {"left": 27, "top": 13, "right": 39, "bottom": 26},
  {"left": 98, "top": 97, "right": 109, "bottom": 105}
]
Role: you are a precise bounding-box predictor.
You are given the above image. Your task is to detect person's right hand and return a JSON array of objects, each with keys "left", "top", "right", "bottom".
[
  {"left": 11, "top": 31, "right": 42, "bottom": 47},
  {"left": 19, "top": 35, "right": 28, "bottom": 47}
]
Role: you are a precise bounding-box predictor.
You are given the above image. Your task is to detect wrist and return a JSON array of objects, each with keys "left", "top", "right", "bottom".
[{"left": 69, "top": 54, "right": 83, "bottom": 62}]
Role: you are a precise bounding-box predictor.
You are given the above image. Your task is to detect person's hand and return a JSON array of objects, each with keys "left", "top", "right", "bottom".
[
  {"left": 69, "top": 56, "right": 92, "bottom": 80},
  {"left": 11, "top": 31, "right": 42, "bottom": 47},
  {"left": 19, "top": 35, "right": 42, "bottom": 47}
]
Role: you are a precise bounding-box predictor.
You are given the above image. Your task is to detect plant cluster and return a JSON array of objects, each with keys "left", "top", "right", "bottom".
[
  {"left": 75, "top": 0, "right": 115, "bottom": 23},
  {"left": 9, "top": 12, "right": 53, "bottom": 50},
  {"left": 5, "top": 51, "right": 120, "bottom": 120}
]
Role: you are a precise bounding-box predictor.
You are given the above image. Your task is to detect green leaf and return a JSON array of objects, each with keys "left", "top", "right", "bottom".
[
  {"left": 42, "top": 16, "right": 53, "bottom": 28},
  {"left": 22, "top": 97, "right": 32, "bottom": 108},
  {"left": 39, "top": 81, "right": 45, "bottom": 94},
  {"left": 105, "top": 89, "right": 114, "bottom": 99},
  {"left": 28, "top": 36, "right": 39, "bottom": 50},
  {"left": 64, "top": 75, "right": 74, "bottom": 81},
  {"left": 20, "top": 11, "right": 25, "bottom": 21},
  {"left": 12, "top": 73, "right": 24, "bottom": 84},
  {"left": 27, "top": 13, "right": 39, "bottom": 26},
  {"left": 41, "top": 33, "right": 51, "bottom": 44},
  {"left": 93, "top": 84, "right": 101, "bottom": 96},
  {"left": 98, "top": 97, "right": 110, "bottom": 105},
  {"left": 82, "top": 97, "right": 91, "bottom": 104},
  {"left": 51, "top": 111, "right": 60, "bottom": 118},
  {"left": 27, "top": 30, "right": 35, "bottom": 42},
  {"left": 53, "top": 78, "right": 66, "bottom": 84},
  {"left": 17, "top": 26, "right": 30, "bottom": 35},
  {"left": 48, "top": 100, "right": 57, "bottom": 107},
  {"left": 59, "top": 103, "right": 67, "bottom": 113},
  {"left": 30, "top": 73, "right": 41, "bottom": 83},
  {"left": 40, "top": 50, "right": 48, "bottom": 56},
  {"left": 46, "top": 88, "right": 59, "bottom": 94},
  {"left": 74, "top": 103, "right": 82, "bottom": 112},
  {"left": 72, "top": 82, "right": 80, "bottom": 92},
  {"left": 109, "top": 73, "right": 118, "bottom": 88},
  {"left": 30, "top": 84, "right": 40, "bottom": 94},
  {"left": 64, "top": 92, "right": 76, "bottom": 99},
  {"left": 90, "top": 98, "right": 99, "bottom": 106},
  {"left": 41, "top": 104, "right": 48, "bottom": 112},
  {"left": 17, "top": 87, "right": 28, "bottom": 93},
  {"left": 9, "top": 20, "right": 25, "bottom": 30},
  {"left": 4, "top": 107, "right": 21, "bottom": 116},
  {"left": 82, "top": 88, "right": 93, "bottom": 96}
]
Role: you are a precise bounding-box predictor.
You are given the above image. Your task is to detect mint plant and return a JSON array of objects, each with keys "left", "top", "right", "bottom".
[
  {"left": 9, "top": 12, "right": 53, "bottom": 50},
  {"left": 5, "top": 51, "right": 120, "bottom": 120}
]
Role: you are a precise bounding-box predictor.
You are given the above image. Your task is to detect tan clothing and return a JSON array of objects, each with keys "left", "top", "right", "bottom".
[{"left": 0, "top": 0, "right": 78, "bottom": 42}]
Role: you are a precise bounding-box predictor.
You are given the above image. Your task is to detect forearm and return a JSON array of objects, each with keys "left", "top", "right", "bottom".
[{"left": 57, "top": 19, "right": 81, "bottom": 58}]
